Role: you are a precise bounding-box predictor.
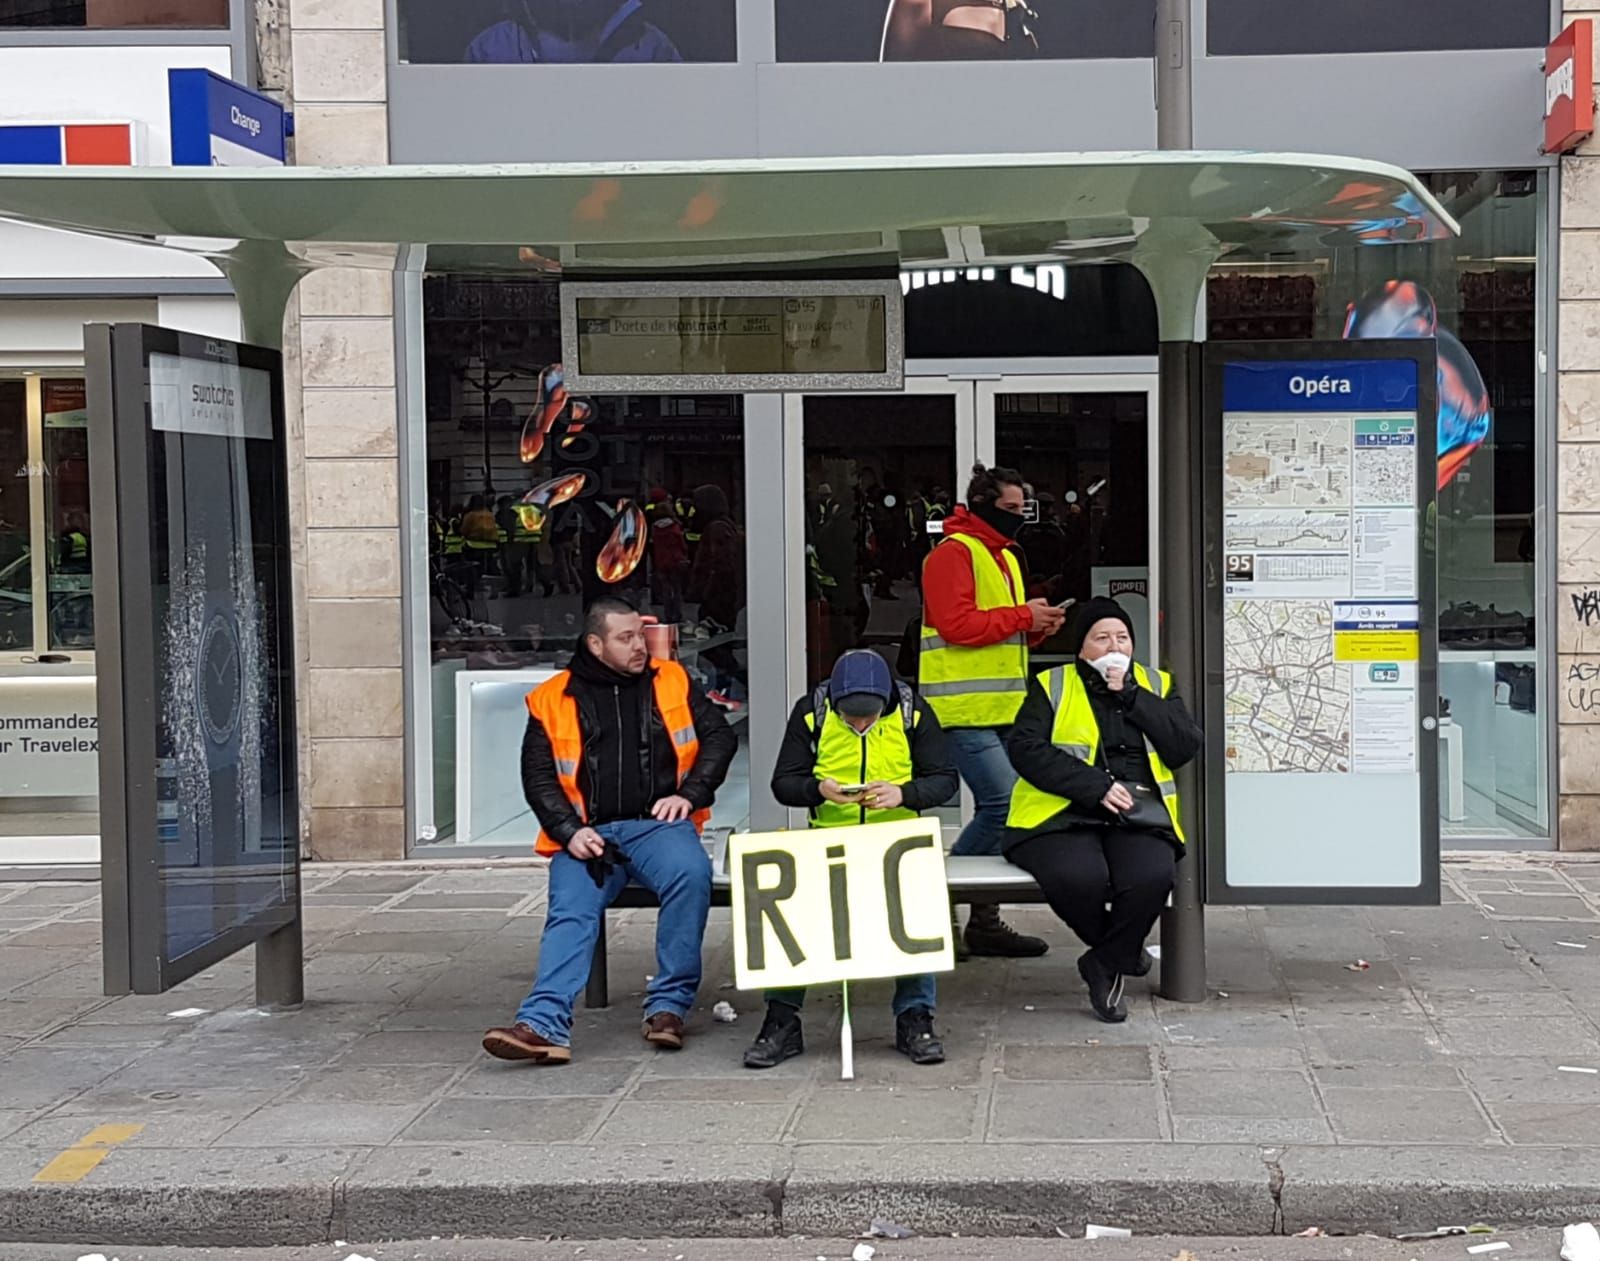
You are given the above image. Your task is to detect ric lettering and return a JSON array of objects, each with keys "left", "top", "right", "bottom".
[{"left": 882, "top": 836, "right": 944, "bottom": 955}]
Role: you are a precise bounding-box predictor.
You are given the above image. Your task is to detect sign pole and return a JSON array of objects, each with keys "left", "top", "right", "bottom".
[{"left": 839, "top": 980, "right": 854, "bottom": 1080}]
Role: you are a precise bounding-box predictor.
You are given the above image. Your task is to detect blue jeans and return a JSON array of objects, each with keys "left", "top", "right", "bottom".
[
  {"left": 515, "top": 818, "right": 711, "bottom": 1045},
  {"left": 766, "top": 974, "right": 937, "bottom": 1018},
  {"left": 948, "top": 726, "right": 1018, "bottom": 856}
]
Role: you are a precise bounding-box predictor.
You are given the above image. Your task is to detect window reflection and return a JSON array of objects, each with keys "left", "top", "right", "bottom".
[
  {"left": 424, "top": 276, "right": 750, "bottom": 846},
  {"left": 1207, "top": 169, "right": 1544, "bottom": 839}
]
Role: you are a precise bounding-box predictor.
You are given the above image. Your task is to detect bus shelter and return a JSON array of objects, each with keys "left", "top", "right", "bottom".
[{"left": 0, "top": 152, "right": 1459, "bottom": 1007}]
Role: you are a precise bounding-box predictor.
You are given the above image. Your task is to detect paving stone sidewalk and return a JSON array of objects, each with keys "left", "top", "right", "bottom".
[{"left": 1, "top": 855, "right": 1599, "bottom": 1245}]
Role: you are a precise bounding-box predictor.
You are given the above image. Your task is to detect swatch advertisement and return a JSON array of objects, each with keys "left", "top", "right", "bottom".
[
  {"left": 399, "top": 0, "right": 736, "bottom": 64},
  {"left": 775, "top": 0, "right": 1154, "bottom": 62}
]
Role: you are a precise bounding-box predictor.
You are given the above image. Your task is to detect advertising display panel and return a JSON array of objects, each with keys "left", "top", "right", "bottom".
[
  {"left": 88, "top": 325, "right": 299, "bottom": 994},
  {"left": 1203, "top": 342, "right": 1439, "bottom": 905}
]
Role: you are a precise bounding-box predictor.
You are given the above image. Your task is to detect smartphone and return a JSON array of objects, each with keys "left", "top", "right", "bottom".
[
  {"left": 1055, "top": 597, "right": 1077, "bottom": 611},
  {"left": 837, "top": 783, "right": 869, "bottom": 796}
]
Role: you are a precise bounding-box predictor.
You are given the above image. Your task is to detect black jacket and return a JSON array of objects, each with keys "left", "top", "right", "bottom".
[
  {"left": 770, "top": 693, "right": 959, "bottom": 818},
  {"left": 521, "top": 650, "right": 736, "bottom": 850},
  {"left": 1005, "top": 659, "right": 1202, "bottom": 840}
]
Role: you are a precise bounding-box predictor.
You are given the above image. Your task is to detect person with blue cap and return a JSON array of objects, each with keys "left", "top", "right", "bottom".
[{"left": 747, "top": 649, "right": 960, "bottom": 1069}]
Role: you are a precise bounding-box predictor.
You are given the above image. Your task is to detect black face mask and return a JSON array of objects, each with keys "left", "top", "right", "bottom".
[{"left": 972, "top": 500, "right": 1025, "bottom": 540}]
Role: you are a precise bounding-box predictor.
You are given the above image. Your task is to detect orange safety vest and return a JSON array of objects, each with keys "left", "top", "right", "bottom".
[{"left": 524, "top": 658, "right": 710, "bottom": 856}]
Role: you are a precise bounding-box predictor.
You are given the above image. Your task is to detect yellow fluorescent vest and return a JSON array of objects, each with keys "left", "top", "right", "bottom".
[
  {"left": 1006, "top": 661, "right": 1185, "bottom": 843},
  {"left": 806, "top": 703, "right": 918, "bottom": 829},
  {"left": 917, "top": 532, "right": 1029, "bottom": 728}
]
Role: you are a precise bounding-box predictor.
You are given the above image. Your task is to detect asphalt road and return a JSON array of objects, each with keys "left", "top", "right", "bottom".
[{"left": 0, "top": 1233, "right": 1567, "bottom": 1261}]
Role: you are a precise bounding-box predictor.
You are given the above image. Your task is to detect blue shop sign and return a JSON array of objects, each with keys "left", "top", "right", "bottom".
[{"left": 168, "top": 69, "right": 286, "bottom": 168}]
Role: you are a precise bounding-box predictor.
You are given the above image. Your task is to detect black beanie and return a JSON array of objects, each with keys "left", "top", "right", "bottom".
[{"left": 1067, "top": 597, "right": 1136, "bottom": 657}]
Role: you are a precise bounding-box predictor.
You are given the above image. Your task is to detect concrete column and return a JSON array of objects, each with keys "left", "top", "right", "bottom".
[
  {"left": 284, "top": 0, "right": 407, "bottom": 860},
  {"left": 1557, "top": 7, "right": 1600, "bottom": 851}
]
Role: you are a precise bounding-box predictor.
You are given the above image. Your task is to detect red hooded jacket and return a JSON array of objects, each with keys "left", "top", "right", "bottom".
[{"left": 921, "top": 506, "right": 1047, "bottom": 649}]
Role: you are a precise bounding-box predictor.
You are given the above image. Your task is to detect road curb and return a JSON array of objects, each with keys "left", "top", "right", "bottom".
[{"left": 3, "top": 1144, "right": 1600, "bottom": 1245}]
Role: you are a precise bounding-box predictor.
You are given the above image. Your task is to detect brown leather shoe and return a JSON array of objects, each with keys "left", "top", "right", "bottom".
[
  {"left": 482, "top": 1022, "right": 572, "bottom": 1064},
  {"left": 642, "top": 1011, "right": 685, "bottom": 1050}
]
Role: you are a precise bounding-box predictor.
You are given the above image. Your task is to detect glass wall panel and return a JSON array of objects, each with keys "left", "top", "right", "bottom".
[
  {"left": 422, "top": 275, "right": 750, "bottom": 846},
  {"left": 1208, "top": 169, "right": 1545, "bottom": 840}
]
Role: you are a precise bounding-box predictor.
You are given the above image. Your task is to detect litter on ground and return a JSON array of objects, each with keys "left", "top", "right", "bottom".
[
  {"left": 1085, "top": 1224, "right": 1134, "bottom": 1239},
  {"left": 1465, "top": 1243, "right": 1510, "bottom": 1255},
  {"left": 867, "top": 1221, "right": 913, "bottom": 1239},
  {"left": 1347, "top": 960, "right": 1371, "bottom": 971},
  {"left": 1562, "top": 1222, "right": 1600, "bottom": 1261},
  {"left": 711, "top": 1001, "right": 738, "bottom": 1023}
]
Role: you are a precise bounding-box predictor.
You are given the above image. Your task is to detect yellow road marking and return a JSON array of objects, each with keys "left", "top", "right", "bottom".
[{"left": 32, "top": 1123, "right": 145, "bottom": 1184}]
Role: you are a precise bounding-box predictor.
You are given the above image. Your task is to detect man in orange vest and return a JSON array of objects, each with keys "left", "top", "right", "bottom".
[{"left": 483, "top": 597, "right": 736, "bottom": 1064}]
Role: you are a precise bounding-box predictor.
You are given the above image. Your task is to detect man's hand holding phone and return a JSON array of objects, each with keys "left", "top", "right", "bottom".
[{"left": 1027, "top": 597, "right": 1067, "bottom": 634}]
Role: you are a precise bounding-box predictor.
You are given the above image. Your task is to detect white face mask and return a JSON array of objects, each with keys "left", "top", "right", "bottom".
[{"left": 1087, "top": 650, "right": 1131, "bottom": 679}]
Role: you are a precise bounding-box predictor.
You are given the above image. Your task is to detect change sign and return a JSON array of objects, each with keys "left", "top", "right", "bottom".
[{"left": 730, "top": 818, "right": 955, "bottom": 991}]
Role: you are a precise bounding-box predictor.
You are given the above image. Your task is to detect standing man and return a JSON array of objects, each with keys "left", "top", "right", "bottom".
[
  {"left": 920, "top": 463, "right": 1064, "bottom": 957},
  {"left": 483, "top": 598, "right": 735, "bottom": 1063},
  {"left": 747, "top": 649, "right": 959, "bottom": 1069}
]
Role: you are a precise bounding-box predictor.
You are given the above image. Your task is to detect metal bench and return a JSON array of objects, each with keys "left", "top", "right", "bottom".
[{"left": 584, "top": 844, "right": 1049, "bottom": 1009}]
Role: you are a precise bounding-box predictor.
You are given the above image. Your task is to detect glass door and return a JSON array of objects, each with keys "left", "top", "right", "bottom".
[
  {"left": 783, "top": 371, "right": 1157, "bottom": 839},
  {"left": 979, "top": 374, "right": 1159, "bottom": 667},
  {"left": 795, "top": 379, "right": 969, "bottom": 831}
]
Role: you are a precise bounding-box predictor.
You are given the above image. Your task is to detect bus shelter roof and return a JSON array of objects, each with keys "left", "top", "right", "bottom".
[{"left": 0, "top": 150, "right": 1458, "bottom": 343}]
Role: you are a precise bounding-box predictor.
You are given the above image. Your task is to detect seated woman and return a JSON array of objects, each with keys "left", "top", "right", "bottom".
[{"left": 1001, "top": 598, "right": 1202, "bottom": 1023}]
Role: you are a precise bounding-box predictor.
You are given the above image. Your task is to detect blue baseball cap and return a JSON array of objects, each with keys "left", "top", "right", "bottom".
[{"left": 829, "top": 649, "right": 894, "bottom": 718}]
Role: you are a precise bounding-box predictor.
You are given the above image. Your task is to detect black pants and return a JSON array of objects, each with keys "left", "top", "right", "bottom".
[{"left": 1006, "top": 826, "right": 1178, "bottom": 974}]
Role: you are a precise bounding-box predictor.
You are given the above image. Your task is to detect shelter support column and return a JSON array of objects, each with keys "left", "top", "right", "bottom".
[{"left": 1135, "top": 226, "right": 1219, "bottom": 1003}]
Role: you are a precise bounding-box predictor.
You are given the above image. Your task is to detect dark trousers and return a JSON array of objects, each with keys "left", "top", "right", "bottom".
[{"left": 1006, "top": 826, "right": 1178, "bottom": 974}]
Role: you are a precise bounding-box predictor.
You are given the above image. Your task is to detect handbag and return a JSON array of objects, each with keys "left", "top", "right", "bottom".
[{"left": 1112, "top": 781, "right": 1172, "bottom": 832}]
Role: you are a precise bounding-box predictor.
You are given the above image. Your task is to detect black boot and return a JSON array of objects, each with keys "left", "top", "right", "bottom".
[
  {"left": 964, "top": 903, "right": 1048, "bottom": 958},
  {"left": 1077, "top": 950, "right": 1127, "bottom": 1023},
  {"left": 1129, "top": 947, "right": 1156, "bottom": 978},
  {"left": 743, "top": 1002, "right": 804, "bottom": 1069},
  {"left": 894, "top": 1006, "right": 945, "bottom": 1065}
]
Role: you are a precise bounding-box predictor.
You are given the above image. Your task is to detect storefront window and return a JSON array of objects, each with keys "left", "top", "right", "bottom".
[
  {"left": 1, "top": 372, "right": 97, "bottom": 860},
  {"left": 1208, "top": 169, "right": 1545, "bottom": 840},
  {"left": 0, "top": 380, "right": 30, "bottom": 654},
  {"left": 43, "top": 379, "right": 92, "bottom": 650},
  {"left": 423, "top": 275, "right": 750, "bottom": 847},
  {"left": 0, "top": 0, "right": 228, "bottom": 27}
]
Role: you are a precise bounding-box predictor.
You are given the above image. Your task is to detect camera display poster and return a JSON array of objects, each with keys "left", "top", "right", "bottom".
[
  {"left": 91, "top": 326, "right": 298, "bottom": 993},
  {"left": 398, "top": 0, "right": 736, "bottom": 65},
  {"left": 775, "top": 0, "right": 1154, "bottom": 62},
  {"left": 1205, "top": 348, "right": 1438, "bottom": 904}
]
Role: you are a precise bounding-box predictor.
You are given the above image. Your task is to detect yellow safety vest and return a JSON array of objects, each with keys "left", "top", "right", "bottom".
[
  {"left": 65, "top": 531, "right": 88, "bottom": 561},
  {"left": 1006, "top": 661, "right": 1185, "bottom": 843},
  {"left": 805, "top": 696, "right": 918, "bottom": 829},
  {"left": 917, "top": 533, "right": 1029, "bottom": 728}
]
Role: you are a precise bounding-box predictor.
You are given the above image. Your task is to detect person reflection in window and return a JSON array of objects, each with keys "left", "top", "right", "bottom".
[
  {"left": 466, "top": 0, "right": 684, "bottom": 64},
  {"left": 881, "top": 0, "right": 1039, "bottom": 60}
]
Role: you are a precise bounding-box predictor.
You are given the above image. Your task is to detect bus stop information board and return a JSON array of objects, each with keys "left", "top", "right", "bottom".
[
  {"left": 560, "top": 280, "right": 903, "bottom": 392},
  {"left": 1204, "top": 346, "right": 1439, "bottom": 905}
]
